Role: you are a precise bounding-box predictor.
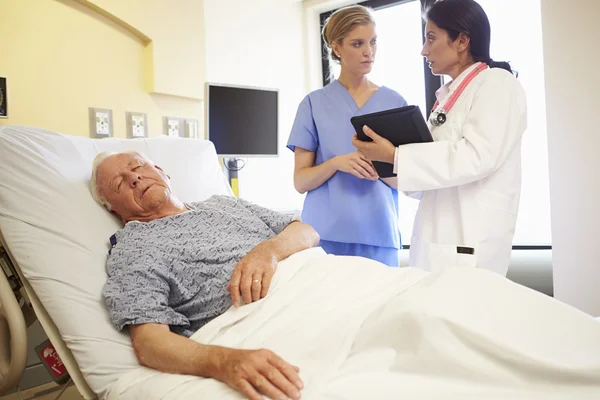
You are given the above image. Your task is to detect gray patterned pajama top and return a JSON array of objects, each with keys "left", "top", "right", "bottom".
[{"left": 102, "top": 195, "right": 293, "bottom": 337}]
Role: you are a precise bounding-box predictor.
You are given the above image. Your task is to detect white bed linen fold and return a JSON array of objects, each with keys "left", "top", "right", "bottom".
[{"left": 107, "top": 248, "right": 600, "bottom": 399}]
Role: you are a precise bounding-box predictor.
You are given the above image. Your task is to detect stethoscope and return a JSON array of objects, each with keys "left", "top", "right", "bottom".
[
  {"left": 428, "top": 62, "right": 488, "bottom": 127},
  {"left": 429, "top": 109, "right": 447, "bottom": 126}
]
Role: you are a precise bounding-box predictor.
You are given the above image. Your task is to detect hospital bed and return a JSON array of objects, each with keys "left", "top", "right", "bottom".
[
  {"left": 0, "top": 125, "right": 234, "bottom": 398},
  {"left": 1, "top": 125, "right": 599, "bottom": 399}
]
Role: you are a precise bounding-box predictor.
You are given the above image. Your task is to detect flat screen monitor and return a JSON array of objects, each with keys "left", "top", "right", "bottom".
[{"left": 206, "top": 83, "right": 278, "bottom": 157}]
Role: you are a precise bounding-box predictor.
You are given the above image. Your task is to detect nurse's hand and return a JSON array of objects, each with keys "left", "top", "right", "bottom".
[
  {"left": 352, "top": 125, "right": 396, "bottom": 164},
  {"left": 333, "top": 152, "right": 378, "bottom": 180}
]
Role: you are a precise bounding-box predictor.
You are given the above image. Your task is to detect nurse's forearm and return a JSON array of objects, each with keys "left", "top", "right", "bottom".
[{"left": 293, "top": 158, "right": 339, "bottom": 194}]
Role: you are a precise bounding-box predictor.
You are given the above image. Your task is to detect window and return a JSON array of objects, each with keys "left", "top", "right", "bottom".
[
  {"left": 475, "top": 0, "right": 551, "bottom": 246},
  {"left": 320, "top": 0, "right": 551, "bottom": 247}
]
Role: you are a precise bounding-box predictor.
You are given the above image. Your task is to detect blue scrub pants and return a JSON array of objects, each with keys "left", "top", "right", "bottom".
[{"left": 318, "top": 239, "right": 399, "bottom": 267}]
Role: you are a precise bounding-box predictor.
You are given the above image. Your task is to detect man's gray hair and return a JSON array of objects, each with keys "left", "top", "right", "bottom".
[{"left": 90, "top": 150, "right": 145, "bottom": 211}]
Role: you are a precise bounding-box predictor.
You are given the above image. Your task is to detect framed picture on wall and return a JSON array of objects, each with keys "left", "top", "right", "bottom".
[{"left": 0, "top": 76, "right": 7, "bottom": 119}]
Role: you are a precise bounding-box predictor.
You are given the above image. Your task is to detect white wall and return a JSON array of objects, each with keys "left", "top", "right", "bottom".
[
  {"left": 542, "top": 0, "right": 600, "bottom": 316},
  {"left": 203, "top": 0, "right": 307, "bottom": 210}
]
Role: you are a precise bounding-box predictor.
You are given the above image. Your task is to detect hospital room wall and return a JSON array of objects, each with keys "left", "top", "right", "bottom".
[
  {"left": 0, "top": 0, "right": 204, "bottom": 138},
  {"left": 541, "top": 0, "right": 600, "bottom": 316},
  {"left": 203, "top": 0, "right": 307, "bottom": 210}
]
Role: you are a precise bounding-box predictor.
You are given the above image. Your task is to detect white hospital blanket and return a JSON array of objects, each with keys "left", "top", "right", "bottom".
[{"left": 106, "top": 248, "right": 600, "bottom": 399}]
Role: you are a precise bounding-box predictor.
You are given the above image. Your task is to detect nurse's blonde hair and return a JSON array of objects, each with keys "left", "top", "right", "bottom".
[{"left": 322, "top": 4, "right": 376, "bottom": 65}]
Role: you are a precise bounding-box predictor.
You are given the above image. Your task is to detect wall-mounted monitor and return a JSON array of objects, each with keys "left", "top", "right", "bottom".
[{"left": 205, "top": 83, "right": 278, "bottom": 157}]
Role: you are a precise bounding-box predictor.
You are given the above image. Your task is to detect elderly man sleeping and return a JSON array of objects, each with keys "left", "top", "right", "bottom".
[
  {"left": 92, "top": 151, "right": 600, "bottom": 400},
  {"left": 91, "top": 150, "right": 318, "bottom": 400}
]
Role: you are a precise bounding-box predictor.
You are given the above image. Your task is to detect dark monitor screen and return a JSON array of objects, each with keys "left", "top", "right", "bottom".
[{"left": 206, "top": 84, "right": 278, "bottom": 156}]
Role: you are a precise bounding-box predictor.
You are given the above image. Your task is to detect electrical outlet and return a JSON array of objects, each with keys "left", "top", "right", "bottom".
[
  {"left": 126, "top": 112, "right": 148, "bottom": 138},
  {"left": 163, "top": 116, "right": 182, "bottom": 137},
  {"left": 168, "top": 119, "right": 179, "bottom": 136},
  {"left": 184, "top": 119, "right": 200, "bottom": 138},
  {"left": 97, "top": 113, "right": 110, "bottom": 135},
  {"left": 132, "top": 115, "right": 145, "bottom": 137},
  {"left": 88, "top": 108, "right": 113, "bottom": 138}
]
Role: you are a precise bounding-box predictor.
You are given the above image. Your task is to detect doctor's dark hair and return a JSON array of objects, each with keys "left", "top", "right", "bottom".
[
  {"left": 322, "top": 5, "right": 376, "bottom": 65},
  {"left": 423, "top": 0, "right": 515, "bottom": 75}
]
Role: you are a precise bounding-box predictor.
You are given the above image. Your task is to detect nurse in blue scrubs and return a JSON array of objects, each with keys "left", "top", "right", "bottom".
[{"left": 287, "top": 5, "right": 406, "bottom": 266}]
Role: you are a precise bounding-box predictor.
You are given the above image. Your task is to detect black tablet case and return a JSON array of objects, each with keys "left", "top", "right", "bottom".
[{"left": 351, "top": 105, "right": 433, "bottom": 178}]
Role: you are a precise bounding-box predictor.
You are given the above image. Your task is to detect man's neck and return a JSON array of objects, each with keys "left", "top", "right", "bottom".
[
  {"left": 125, "top": 197, "right": 188, "bottom": 223},
  {"left": 156, "top": 200, "right": 189, "bottom": 219}
]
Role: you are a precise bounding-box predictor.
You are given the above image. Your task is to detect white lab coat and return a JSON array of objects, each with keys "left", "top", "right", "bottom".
[{"left": 395, "top": 63, "right": 527, "bottom": 276}]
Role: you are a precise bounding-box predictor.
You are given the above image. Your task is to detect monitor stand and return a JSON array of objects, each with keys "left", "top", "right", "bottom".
[{"left": 223, "top": 157, "right": 240, "bottom": 197}]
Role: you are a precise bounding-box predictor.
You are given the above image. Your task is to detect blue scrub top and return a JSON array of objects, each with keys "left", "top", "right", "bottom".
[{"left": 287, "top": 80, "right": 407, "bottom": 249}]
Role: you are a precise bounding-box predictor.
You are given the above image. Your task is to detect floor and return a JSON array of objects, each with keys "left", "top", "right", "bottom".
[{"left": 0, "top": 382, "right": 82, "bottom": 400}]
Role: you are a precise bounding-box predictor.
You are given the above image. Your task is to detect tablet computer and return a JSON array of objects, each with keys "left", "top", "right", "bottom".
[{"left": 351, "top": 105, "right": 433, "bottom": 178}]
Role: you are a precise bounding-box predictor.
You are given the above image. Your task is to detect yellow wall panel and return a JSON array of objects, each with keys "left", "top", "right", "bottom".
[
  {"left": 80, "top": 0, "right": 206, "bottom": 100},
  {"left": 0, "top": 0, "right": 204, "bottom": 137}
]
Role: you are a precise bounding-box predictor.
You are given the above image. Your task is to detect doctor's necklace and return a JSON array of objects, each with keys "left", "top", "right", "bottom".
[{"left": 429, "top": 63, "right": 488, "bottom": 126}]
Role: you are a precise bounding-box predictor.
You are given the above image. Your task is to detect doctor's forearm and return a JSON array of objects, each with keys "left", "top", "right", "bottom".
[
  {"left": 394, "top": 139, "right": 497, "bottom": 192},
  {"left": 293, "top": 158, "right": 339, "bottom": 193}
]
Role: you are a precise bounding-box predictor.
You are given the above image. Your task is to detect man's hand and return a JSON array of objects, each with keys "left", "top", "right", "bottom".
[
  {"left": 227, "top": 247, "right": 277, "bottom": 307},
  {"left": 227, "top": 221, "right": 319, "bottom": 307},
  {"left": 216, "top": 348, "right": 303, "bottom": 400}
]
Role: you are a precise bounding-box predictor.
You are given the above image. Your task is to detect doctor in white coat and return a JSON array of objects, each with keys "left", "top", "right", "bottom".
[{"left": 352, "top": 0, "right": 527, "bottom": 276}]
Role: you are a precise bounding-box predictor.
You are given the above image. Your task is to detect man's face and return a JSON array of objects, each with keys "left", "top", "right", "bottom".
[{"left": 96, "top": 153, "right": 172, "bottom": 222}]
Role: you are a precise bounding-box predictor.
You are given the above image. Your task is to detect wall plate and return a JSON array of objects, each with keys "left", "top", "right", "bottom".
[
  {"left": 184, "top": 118, "right": 200, "bottom": 138},
  {"left": 163, "top": 116, "right": 183, "bottom": 137},
  {"left": 88, "top": 107, "right": 113, "bottom": 138},
  {"left": 126, "top": 112, "right": 148, "bottom": 138}
]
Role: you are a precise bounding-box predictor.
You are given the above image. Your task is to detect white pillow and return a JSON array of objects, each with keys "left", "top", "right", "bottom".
[{"left": 0, "top": 125, "right": 232, "bottom": 398}]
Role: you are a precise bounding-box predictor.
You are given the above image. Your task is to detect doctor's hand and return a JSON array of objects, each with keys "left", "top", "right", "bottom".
[
  {"left": 352, "top": 125, "right": 396, "bottom": 164},
  {"left": 332, "top": 152, "right": 378, "bottom": 180},
  {"left": 227, "top": 246, "right": 277, "bottom": 307},
  {"left": 215, "top": 347, "right": 303, "bottom": 400}
]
